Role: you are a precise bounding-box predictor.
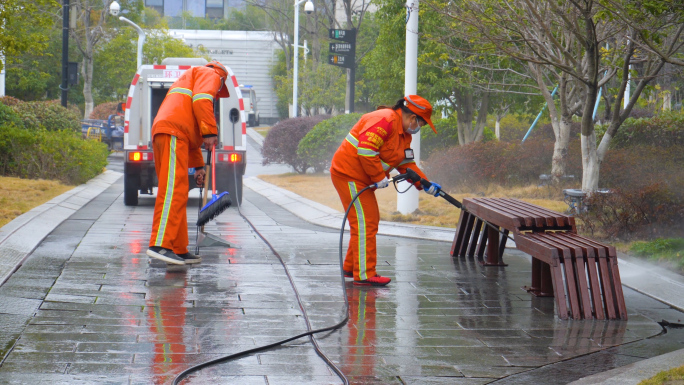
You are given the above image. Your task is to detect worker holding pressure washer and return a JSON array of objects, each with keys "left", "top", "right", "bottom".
[
  {"left": 330, "top": 95, "right": 443, "bottom": 286},
  {"left": 146, "top": 61, "right": 230, "bottom": 266}
]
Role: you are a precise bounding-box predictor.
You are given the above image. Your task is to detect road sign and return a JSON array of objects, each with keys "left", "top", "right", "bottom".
[
  {"left": 328, "top": 54, "right": 352, "bottom": 68},
  {"left": 330, "top": 42, "right": 354, "bottom": 54},
  {"left": 329, "top": 29, "right": 356, "bottom": 43}
]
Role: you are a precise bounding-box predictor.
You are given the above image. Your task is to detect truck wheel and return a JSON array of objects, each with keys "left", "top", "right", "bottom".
[{"left": 124, "top": 173, "right": 139, "bottom": 206}]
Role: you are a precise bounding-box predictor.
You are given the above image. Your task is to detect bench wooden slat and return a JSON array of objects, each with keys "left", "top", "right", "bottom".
[
  {"left": 500, "top": 198, "right": 569, "bottom": 228},
  {"left": 472, "top": 198, "right": 543, "bottom": 227},
  {"left": 452, "top": 197, "right": 626, "bottom": 320},
  {"left": 553, "top": 233, "right": 605, "bottom": 320},
  {"left": 462, "top": 198, "right": 523, "bottom": 229}
]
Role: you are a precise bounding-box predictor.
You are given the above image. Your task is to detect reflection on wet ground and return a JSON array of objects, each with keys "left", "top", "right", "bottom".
[{"left": 0, "top": 180, "right": 680, "bottom": 384}]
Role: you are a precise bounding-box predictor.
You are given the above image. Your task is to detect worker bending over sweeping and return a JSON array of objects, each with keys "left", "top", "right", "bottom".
[
  {"left": 331, "top": 95, "right": 444, "bottom": 286},
  {"left": 146, "top": 61, "right": 230, "bottom": 266}
]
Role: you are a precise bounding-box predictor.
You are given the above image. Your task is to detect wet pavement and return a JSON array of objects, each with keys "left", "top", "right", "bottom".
[{"left": 0, "top": 145, "right": 682, "bottom": 384}]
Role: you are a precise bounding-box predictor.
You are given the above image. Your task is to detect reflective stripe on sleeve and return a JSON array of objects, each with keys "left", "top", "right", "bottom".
[
  {"left": 345, "top": 133, "right": 359, "bottom": 148},
  {"left": 357, "top": 148, "right": 379, "bottom": 157},
  {"left": 168, "top": 87, "right": 192, "bottom": 97},
  {"left": 399, "top": 158, "right": 415, "bottom": 166},
  {"left": 192, "top": 93, "right": 214, "bottom": 102}
]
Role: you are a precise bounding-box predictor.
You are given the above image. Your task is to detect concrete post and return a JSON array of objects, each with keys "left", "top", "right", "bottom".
[{"left": 398, "top": 0, "right": 420, "bottom": 214}]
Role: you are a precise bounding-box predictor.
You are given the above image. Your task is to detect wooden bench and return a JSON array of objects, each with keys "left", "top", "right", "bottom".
[{"left": 451, "top": 197, "right": 627, "bottom": 321}]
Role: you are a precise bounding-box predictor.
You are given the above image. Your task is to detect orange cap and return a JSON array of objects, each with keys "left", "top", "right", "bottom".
[
  {"left": 404, "top": 95, "right": 437, "bottom": 134},
  {"left": 206, "top": 61, "right": 230, "bottom": 98}
]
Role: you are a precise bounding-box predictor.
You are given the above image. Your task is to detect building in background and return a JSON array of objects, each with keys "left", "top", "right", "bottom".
[
  {"left": 145, "top": 0, "right": 245, "bottom": 19},
  {"left": 170, "top": 30, "right": 281, "bottom": 124}
]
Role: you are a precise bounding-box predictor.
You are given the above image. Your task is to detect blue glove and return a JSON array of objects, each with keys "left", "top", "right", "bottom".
[{"left": 425, "top": 182, "right": 441, "bottom": 197}]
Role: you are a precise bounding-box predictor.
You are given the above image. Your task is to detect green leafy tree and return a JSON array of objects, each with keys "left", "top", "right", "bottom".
[
  {"left": 0, "top": 0, "right": 58, "bottom": 72},
  {"left": 437, "top": 0, "right": 684, "bottom": 190}
]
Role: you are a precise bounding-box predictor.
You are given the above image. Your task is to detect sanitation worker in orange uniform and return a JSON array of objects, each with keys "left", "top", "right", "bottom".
[
  {"left": 330, "top": 95, "right": 444, "bottom": 286},
  {"left": 146, "top": 61, "right": 230, "bottom": 266}
]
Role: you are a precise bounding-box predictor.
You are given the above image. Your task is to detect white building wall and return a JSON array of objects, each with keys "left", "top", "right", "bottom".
[{"left": 170, "top": 30, "right": 282, "bottom": 122}]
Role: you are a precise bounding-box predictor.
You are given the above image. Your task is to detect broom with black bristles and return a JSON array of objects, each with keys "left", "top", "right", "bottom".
[{"left": 196, "top": 145, "right": 232, "bottom": 227}]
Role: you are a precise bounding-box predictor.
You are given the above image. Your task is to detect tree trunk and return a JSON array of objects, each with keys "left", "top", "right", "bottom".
[
  {"left": 551, "top": 117, "right": 571, "bottom": 177},
  {"left": 473, "top": 93, "right": 490, "bottom": 142},
  {"left": 581, "top": 129, "right": 600, "bottom": 191},
  {"left": 82, "top": 54, "right": 94, "bottom": 119},
  {"left": 495, "top": 118, "right": 500, "bottom": 139}
]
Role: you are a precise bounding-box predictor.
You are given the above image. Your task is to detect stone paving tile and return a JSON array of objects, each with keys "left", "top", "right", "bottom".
[{"left": 0, "top": 180, "right": 682, "bottom": 385}]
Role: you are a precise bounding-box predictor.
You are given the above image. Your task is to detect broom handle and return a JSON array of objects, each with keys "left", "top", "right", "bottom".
[
  {"left": 212, "top": 144, "right": 217, "bottom": 196},
  {"left": 200, "top": 148, "right": 211, "bottom": 232}
]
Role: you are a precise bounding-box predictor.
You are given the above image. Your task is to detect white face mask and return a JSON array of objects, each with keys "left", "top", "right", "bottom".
[{"left": 406, "top": 118, "right": 421, "bottom": 135}]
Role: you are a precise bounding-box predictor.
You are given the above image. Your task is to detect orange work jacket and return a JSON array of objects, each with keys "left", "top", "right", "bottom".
[
  {"left": 330, "top": 108, "right": 428, "bottom": 187},
  {"left": 152, "top": 65, "right": 226, "bottom": 168}
]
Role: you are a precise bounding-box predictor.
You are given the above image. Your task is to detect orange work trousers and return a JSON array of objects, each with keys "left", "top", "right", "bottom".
[
  {"left": 149, "top": 134, "right": 190, "bottom": 255},
  {"left": 331, "top": 174, "right": 380, "bottom": 281}
]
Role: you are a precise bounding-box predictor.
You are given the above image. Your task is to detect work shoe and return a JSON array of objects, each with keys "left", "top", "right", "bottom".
[
  {"left": 353, "top": 274, "right": 391, "bottom": 287},
  {"left": 146, "top": 247, "right": 185, "bottom": 265},
  {"left": 177, "top": 252, "right": 202, "bottom": 265},
  {"left": 343, "top": 270, "right": 353, "bottom": 278}
]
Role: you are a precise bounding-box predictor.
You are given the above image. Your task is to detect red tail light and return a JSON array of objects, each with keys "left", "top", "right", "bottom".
[
  {"left": 219, "top": 153, "right": 242, "bottom": 163},
  {"left": 128, "top": 151, "right": 153, "bottom": 162}
]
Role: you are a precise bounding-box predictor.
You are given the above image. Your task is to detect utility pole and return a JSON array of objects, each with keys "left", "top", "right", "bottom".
[
  {"left": 397, "top": 0, "right": 420, "bottom": 214},
  {"left": 61, "top": 0, "right": 70, "bottom": 107}
]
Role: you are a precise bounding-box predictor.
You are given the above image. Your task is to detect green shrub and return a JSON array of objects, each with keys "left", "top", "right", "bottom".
[
  {"left": 498, "top": 113, "right": 538, "bottom": 142},
  {"left": 482, "top": 126, "right": 496, "bottom": 142},
  {"left": 420, "top": 117, "right": 459, "bottom": 159},
  {"left": 0, "top": 123, "right": 108, "bottom": 184},
  {"left": 631, "top": 238, "right": 684, "bottom": 256},
  {"left": 600, "top": 111, "right": 684, "bottom": 148},
  {"left": 630, "top": 238, "right": 684, "bottom": 270},
  {"left": 297, "top": 113, "right": 362, "bottom": 173},
  {"left": 7, "top": 100, "right": 81, "bottom": 132},
  {"left": 29, "top": 101, "right": 82, "bottom": 132},
  {"left": 0, "top": 103, "right": 24, "bottom": 129}
]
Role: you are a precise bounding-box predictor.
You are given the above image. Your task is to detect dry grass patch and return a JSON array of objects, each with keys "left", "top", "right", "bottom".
[
  {"left": 0, "top": 177, "right": 73, "bottom": 228},
  {"left": 258, "top": 174, "right": 568, "bottom": 228},
  {"left": 253, "top": 126, "right": 271, "bottom": 137}
]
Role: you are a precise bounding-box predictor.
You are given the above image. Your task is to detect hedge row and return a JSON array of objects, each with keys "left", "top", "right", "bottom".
[
  {"left": 0, "top": 123, "right": 109, "bottom": 185},
  {"left": 0, "top": 96, "right": 81, "bottom": 132},
  {"left": 0, "top": 98, "right": 108, "bottom": 185}
]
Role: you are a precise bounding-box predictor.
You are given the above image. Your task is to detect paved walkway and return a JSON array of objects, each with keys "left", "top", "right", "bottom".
[
  {"left": 0, "top": 177, "right": 678, "bottom": 384},
  {"left": 0, "top": 142, "right": 681, "bottom": 383}
]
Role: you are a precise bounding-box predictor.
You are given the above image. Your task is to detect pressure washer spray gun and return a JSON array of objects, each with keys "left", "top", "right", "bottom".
[{"left": 392, "top": 169, "right": 462, "bottom": 209}]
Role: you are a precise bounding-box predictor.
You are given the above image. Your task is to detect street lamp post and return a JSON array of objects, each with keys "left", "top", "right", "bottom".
[
  {"left": 292, "top": 0, "right": 314, "bottom": 117},
  {"left": 109, "top": 1, "right": 145, "bottom": 70}
]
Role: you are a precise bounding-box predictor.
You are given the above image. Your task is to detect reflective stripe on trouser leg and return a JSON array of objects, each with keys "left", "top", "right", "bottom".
[
  {"left": 149, "top": 134, "right": 190, "bottom": 252},
  {"left": 155, "top": 136, "right": 177, "bottom": 245},
  {"left": 330, "top": 174, "right": 379, "bottom": 281},
  {"left": 348, "top": 182, "right": 368, "bottom": 280}
]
